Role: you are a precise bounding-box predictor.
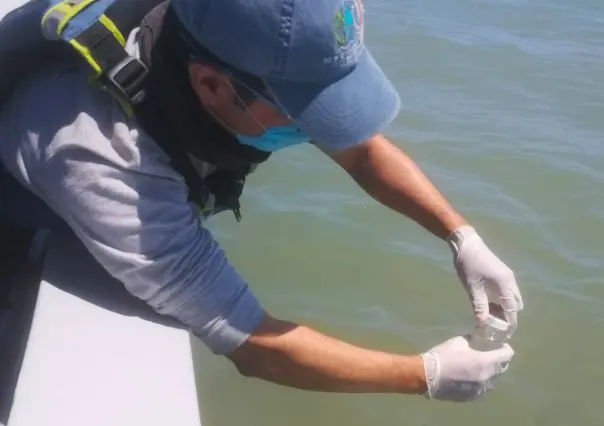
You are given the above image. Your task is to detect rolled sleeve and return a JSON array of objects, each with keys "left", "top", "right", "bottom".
[{"left": 47, "top": 142, "right": 263, "bottom": 355}]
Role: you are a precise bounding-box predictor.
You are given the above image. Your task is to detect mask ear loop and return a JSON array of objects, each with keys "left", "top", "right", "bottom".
[
  {"left": 226, "top": 74, "right": 308, "bottom": 139},
  {"left": 224, "top": 79, "right": 312, "bottom": 144},
  {"left": 257, "top": 81, "right": 311, "bottom": 142},
  {"left": 226, "top": 78, "right": 268, "bottom": 134},
  {"left": 261, "top": 81, "right": 294, "bottom": 120},
  {"left": 225, "top": 70, "right": 295, "bottom": 119}
]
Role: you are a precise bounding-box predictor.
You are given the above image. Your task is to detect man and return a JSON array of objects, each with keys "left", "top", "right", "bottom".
[{"left": 0, "top": 0, "right": 522, "bottom": 402}]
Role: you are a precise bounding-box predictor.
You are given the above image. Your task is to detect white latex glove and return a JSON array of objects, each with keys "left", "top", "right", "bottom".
[
  {"left": 447, "top": 226, "right": 524, "bottom": 332},
  {"left": 421, "top": 336, "right": 514, "bottom": 402}
]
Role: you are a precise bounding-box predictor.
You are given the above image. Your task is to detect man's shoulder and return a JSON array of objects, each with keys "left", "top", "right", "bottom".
[
  {"left": 0, "top": 63, "right": 180, "bottom": 190},
  {"left": 0, "top": 64, "right": 125, "bottom": 149},
  {"left": 6, "top": 64, "right": 128, "bottom": 131}
]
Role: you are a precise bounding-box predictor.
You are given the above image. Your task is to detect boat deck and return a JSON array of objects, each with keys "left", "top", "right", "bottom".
[{"left": 0, "top": 229, "right": 202, "bottom": 426}]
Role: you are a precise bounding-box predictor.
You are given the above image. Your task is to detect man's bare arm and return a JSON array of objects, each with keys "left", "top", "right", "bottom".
[
  {"left": 324, "top": 134, "right": 467, "bottom": 240},
  {"left": 228, "top": 313, "right": 427, "bottom": 394}
]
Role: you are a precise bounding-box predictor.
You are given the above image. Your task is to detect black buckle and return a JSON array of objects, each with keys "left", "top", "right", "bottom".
[{"left": 107, "top": 56, "right": 149, "bottom": 104}]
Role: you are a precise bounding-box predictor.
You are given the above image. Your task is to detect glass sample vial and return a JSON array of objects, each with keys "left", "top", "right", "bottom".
[{"left": 469, "top": 315, "right": 510, "bottom": 352}]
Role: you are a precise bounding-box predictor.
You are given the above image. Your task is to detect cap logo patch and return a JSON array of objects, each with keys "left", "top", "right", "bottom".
[{"left": 334, "top": 0, "right": 364, "bottom": 48}]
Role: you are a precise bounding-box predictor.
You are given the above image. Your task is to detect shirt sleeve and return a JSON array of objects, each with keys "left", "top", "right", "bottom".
[{"left": 13, "top": 70, "right": 264, "bottom": 355}]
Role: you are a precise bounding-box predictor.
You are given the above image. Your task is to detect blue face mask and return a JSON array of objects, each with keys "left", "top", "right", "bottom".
[{"left": 235, "top": 124, "right": 310, "bottom": 152}]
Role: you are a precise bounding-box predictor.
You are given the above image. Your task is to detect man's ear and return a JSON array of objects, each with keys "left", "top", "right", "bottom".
[{"left": 187, "top": 62, "right": 231, "bottom": 108}]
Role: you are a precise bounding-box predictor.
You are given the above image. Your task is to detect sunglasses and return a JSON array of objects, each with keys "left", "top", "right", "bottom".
[
  {"left": 178, "top": 28, "right": 290, "bottom": 116},
  {"left": 226, "top": 72, "right": 293, "bottom": 118}
]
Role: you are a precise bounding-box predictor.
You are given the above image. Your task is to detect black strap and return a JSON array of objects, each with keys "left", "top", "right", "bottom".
[{"left": 73, "top": 19, "right": 148, "bottom": 104}]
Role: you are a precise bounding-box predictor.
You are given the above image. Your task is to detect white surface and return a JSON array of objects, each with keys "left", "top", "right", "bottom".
[
  {"left": 8, "top": 280, "right": 201, "bottom": 426},
  {"left": 4, "top": 231, "right": 202, "bottom": 426},
  {"left": 0, "top": 0, "right": 25, "bottom": 19}
]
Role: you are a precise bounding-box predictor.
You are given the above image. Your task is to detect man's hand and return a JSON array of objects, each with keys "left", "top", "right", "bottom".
[
  {"left": 447, "top": 226, "right": 524, "bottom": 331},
  {"left": 421, "top": 335, "right": 514, "bottom": 402}
]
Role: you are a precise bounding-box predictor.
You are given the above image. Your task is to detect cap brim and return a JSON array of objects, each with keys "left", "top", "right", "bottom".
[{"left": 266, "top": 49, "right": 400, "bottom": 149}]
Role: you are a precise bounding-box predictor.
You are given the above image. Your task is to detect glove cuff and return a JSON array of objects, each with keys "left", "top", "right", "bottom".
[
  {"left": 420, "top": 352, "right": 439, "bottom": 400},
  {"left": 446, "top": 225, "right": 477, "bottom": 256}
]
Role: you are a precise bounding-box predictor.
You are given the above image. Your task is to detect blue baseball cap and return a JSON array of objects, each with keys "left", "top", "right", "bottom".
[{"left": 171, "top": 0, "right": 400, "bottom": 147}]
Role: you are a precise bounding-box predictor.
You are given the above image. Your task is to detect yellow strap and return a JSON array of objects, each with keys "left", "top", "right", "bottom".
[
  {"left": 68, "top": 38, "right": 102, "bottom": 76},
  {"left": 41, "top": 0, "right": 124, "bottom": 47},
  {"left": 99, "top": 14, "right": 126, "bottom": 46},
  {"left": 57, "top": 0, "right": 97, "bottom": 35},
  {"left": 42, "top": 1, "right": 128, "bottom": 88},
  {"left": 62, "top": 14, "right": 125, "bottom": 79},
  {"left": 42, "top": 0, "right": 98, "bottom": 38},
  {"left": 41, "top": 1, "right": 134, "bottom": 119},
  {"left": 41, "top": 2, "right": 70, "bottom": 37}
]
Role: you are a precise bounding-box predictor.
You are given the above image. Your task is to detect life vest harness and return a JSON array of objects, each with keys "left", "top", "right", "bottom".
[{"left": 41, "top": 0, "right": 150, "bottom": 107}]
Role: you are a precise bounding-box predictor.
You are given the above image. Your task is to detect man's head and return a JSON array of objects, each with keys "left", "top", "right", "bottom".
[{"left": 171, "top": 0, "right": 400, "bottom": 150}]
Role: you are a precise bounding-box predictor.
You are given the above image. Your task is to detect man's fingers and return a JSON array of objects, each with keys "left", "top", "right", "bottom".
[
  {"left": 504, "top": 310, "right": 518, "bottom": 330},
  {"left": 515, "top": 288, "right": 524, "bottom": 312},
  {"left": 486, "top": 343, "right": 514, "bottom": 378},
  {"left": 497, "top": 289, "right": 520, "bottom": 329},
  {"left": 470, "top": 286, "right": 489, "bottom": 321},
  {"left": 500, "top": 271, "right": 524, "bottom": 313},
  {"left": 488, "top": 343, "right": 515, "bottom": 364}
]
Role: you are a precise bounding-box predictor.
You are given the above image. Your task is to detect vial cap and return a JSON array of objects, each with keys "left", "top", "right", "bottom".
[{"left": 484, "top": 315, "right": 510, "bottom": 332}]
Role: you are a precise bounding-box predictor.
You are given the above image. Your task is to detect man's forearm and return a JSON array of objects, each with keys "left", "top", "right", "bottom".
[
  {"left": 228, "top": 314, "right": 427, "bottom": 394},
  {"left": 331, "top": 135, "right": 467, "bottom": 240}
]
